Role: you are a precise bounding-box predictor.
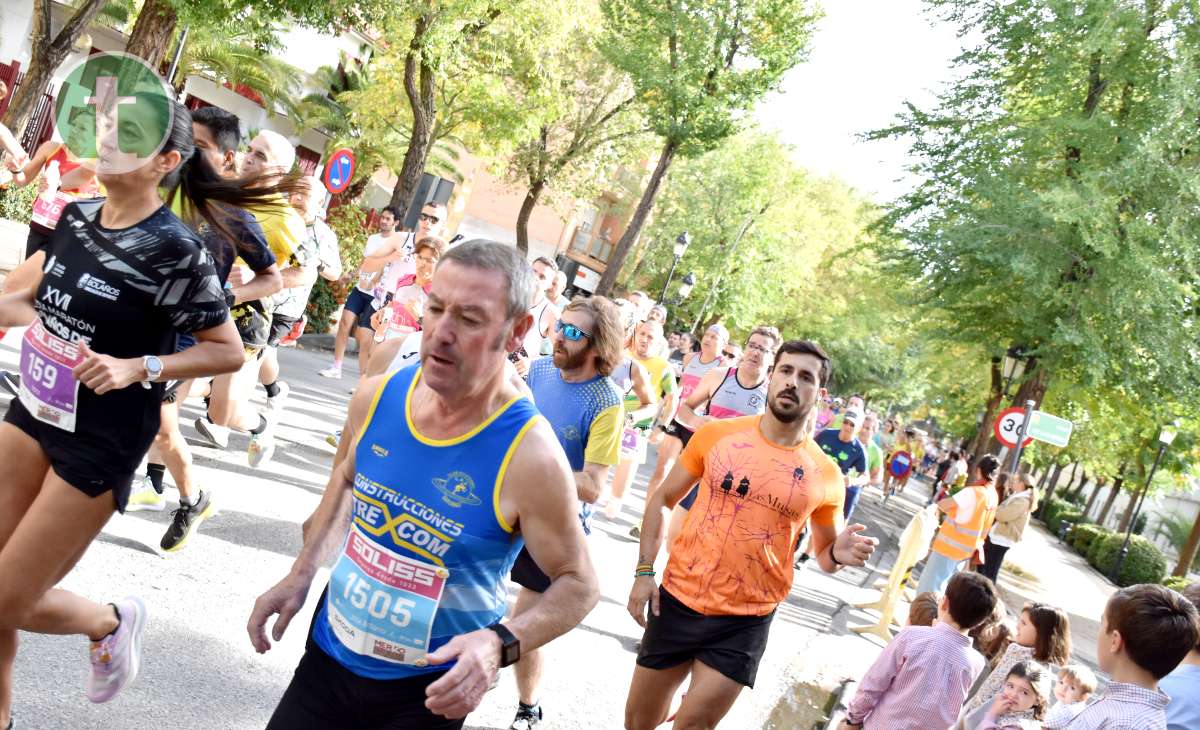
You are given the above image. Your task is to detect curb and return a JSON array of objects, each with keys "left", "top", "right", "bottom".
[{"left": 296, "top": 333, "right": 356, "bottom": 354}]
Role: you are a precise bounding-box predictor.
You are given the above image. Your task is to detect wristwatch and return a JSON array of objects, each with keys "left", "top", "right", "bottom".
[
  {"left": 486, "top": 622, "right": 521, "bottom": 667},
  {"left": 142, "top": 355, "right": 164, "bottom": 384}
]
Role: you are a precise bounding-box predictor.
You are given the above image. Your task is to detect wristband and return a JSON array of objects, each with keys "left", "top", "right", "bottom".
[
  {"left": 829, "top": 544, "right": 845, "bottom": 567},
  {"left": 635, "top": 570, "right": 656, "bottom": 578}
]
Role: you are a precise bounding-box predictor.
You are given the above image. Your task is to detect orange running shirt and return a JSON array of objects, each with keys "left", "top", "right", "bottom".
[{"left": 663, "top": 415, "right": 845, "bottom": 616}]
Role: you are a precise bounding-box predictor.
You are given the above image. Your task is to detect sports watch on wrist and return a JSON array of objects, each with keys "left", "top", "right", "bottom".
[
  {"left": 486, "top": 622, "right": 521, "bottom": 667},
  {"left": 142, "top": 355, "right": 164, "bottom": 384}
]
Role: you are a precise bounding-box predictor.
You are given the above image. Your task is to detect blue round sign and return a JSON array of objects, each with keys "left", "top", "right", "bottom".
[{"left": 323, "top": 148, "right": 356, "bottom": 194}]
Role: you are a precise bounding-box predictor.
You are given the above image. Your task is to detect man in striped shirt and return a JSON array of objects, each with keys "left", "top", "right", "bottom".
[
  {"left": 841, "top": 571, "right": 999, "bottom": 729},
  {"left": 1046, "top": 584, "right": 1199, "bottom": 730}
]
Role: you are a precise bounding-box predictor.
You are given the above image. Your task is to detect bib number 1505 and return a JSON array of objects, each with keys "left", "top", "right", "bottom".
[{"left": 342, "top": 571, "right": 415, "bottom": 627}]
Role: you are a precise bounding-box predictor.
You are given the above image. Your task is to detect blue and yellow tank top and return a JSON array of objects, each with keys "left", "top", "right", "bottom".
[{"left": 312, "top": 364, "right": 539, "bottom": 679}]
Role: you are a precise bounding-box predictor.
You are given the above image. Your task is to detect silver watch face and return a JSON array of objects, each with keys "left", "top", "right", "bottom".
[{"left": 146, "top": 356, "right": 163, "bottom": 377}]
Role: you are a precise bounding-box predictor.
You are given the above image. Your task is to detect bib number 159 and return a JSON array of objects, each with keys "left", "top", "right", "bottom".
[
  {"left": 342, "top": 571, "right": 415, "bottom": 627},
  {"left": 25, "top": 352, "right": 59, "bottom": 389}
]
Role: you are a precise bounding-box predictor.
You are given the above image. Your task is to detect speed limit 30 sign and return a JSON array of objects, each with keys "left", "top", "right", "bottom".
[{"left": 994, "top": 406, "right": 1034, "bottom": 448}]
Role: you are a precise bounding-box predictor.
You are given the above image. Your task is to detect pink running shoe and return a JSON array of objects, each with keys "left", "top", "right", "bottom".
[{"left": 86, "top": 596, "right": 147, "bottom": 703}]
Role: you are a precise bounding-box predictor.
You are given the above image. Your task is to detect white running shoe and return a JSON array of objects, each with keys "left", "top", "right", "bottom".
[
  {"left": 247, "top": 429, "right": 276, "bottom": 468},
  {"left": 126, "top": 476, "right": 165, "bottom": 512},
  {"left": 86, "top": 596, "right": 147, "bottom": 704},
  {"left": 194, "top": 418, "right": 230, "bottom": 449},
  {"left": 318, "top": 365, "right": 342, "bottom": 379}
]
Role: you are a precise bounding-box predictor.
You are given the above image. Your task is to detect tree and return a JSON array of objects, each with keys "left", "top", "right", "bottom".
[
  {"left": 592, "top": 0, "right": 820, "bottom": 295},
  {"left": 124, "top": 0, "right": 177, "bottom": 68},
  {"left": 504, "top": 25, "right": 646, "bottom": 252},
  {"left": 3, "top": 0, "right": 110, "bottom": 137}
]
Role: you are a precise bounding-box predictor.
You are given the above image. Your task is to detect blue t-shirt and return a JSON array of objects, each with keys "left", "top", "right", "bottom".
[
  {"left": 526, "top": 356, "right": 623, "bottom": 532},
  {"left": 1162, "top": 663, "right": 1200, "bottom": 730},
  {"left": 815, "top": 428, "right": 868, "bottom": 477}
]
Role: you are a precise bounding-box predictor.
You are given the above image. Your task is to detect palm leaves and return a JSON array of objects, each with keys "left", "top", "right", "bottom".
[{"left": 175, "top": 23, "right": 306, "bottom": 119}]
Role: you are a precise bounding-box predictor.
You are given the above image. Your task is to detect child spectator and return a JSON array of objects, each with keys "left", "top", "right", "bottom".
[
  {"left": 970, "top": 601, "right": 1013, "bottom": 665},
  {"left": 840, "top": 572, "right": 999, "bottom": 729},
  {"left": 965, "top": 601, "right": 1071, "bottom": 714},
  {"left": 956, "top": 660, "right": 1054, "bottom": 730},
  {"left": 1043, "top": 664, "right": 1098, "bottom": 726},
  {"left": 1160, "top": 582, "right": 1200, "bottom": 730},
  {"left": 1046, "top": 584, "right": 1200, "bottom": 729},
  {"left": 908, "top": 591, "right": 939, "bottom": 627}
]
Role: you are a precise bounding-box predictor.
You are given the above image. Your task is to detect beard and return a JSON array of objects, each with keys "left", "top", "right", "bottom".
[
  {"left": 553, "top": 344, "right": 589, "bottom": 371},
  {"left": 768, "top": 388, "right": 812, "bottom": 425}
]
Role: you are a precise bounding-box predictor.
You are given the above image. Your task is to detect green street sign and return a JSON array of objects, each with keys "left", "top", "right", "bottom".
[{"left": 1028, "top": 410, "right": 1072, "bottom": 448}]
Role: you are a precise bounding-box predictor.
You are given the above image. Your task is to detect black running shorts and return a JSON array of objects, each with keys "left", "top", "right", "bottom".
[
  {"left": 636, "top": 587, "right": 775, "bottom": 688},
  {"left": 509, "top": 545, "right": 552, "bottom": 593},
  {"left": 343, "top": 288, "right": 375, "bottom": 318},
  {"left": 3, "top": 398, "right": 143, "bottom": 513},
  {"left": 267, "top": 639, "right": 463, "bottom": 730},
  {"left": 659, "top": 419, "right": 694, "bottom": 448}
]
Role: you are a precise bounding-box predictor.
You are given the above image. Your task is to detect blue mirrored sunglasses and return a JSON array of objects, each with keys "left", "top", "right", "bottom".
[{"left": 555, "top": 320, "right": 592, "bottom": 342}]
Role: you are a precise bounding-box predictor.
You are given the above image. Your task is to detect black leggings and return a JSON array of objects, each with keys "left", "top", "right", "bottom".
[{"left": 975, "top": 537, "right": 1010, "bottom": 584}]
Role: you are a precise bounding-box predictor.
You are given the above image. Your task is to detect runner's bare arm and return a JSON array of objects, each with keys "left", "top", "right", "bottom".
[
  {"left": 358, "top": 235, "right": 404, "bottom": 272},
  {"left": 73, "top": 319, "right": 243, "bottom": 395},
  {"left": 0, "top": 250, "right": 45, "bottom": 295},
  {"left": 279, "top": 263, "right": 318, "bottom": 288},
  {"left": 674, "top": 367, "right": 722, "bottom": 430},
  {"left": 10, "top": 141, "right": 59, "bottom": 188},
  {"left": 627, "top": 460, "right": 700, "bottom": 626},
  {"left": 626, "top": 362, "right": 657, "bottom": 424},
  {"left": 231, "top": 264, "right": 282, "bottom": 304},
  {"left": 810, "top": 521, "right": 878, "bottom": 574},
  {"left": 59, "top": 161, "right": 96, "bottom": 190},
  {"left": 248, "top": 376, "right": 380, "bottom": 653},
  {"left": 0, "top": 287, "right": 36, "bottom": 327},
  {"left": 424, "top": 419, "right": 599, "bottom": 719},
  {"left": 575, "top": 462, "right": 610, "bottom": 504}
]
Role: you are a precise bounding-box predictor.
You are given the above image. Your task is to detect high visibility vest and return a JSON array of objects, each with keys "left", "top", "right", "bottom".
[{"left": 932, "top": 485, "right": 998, "bottom": 562}]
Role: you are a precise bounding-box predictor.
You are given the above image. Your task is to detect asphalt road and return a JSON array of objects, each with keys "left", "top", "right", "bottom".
[{"left": 0, "top": 340, "right": 920, "bottom": 730}]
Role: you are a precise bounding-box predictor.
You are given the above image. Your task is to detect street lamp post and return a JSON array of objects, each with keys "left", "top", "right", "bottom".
[
  {"left": 1109, "top": 426, "right": 1177, "bottom": 584},
  {"left": 1001, "top": 346, "right": 1027, "bottom": 398},
  {"left": 660, "top": 232, "right": 691, "bottom": 303}
]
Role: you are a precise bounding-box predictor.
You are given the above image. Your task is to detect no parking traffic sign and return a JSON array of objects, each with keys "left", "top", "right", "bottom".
[
  {"left": 323, "top": 148, "right": 356, "bottom": 194},
  {"left": 994, "top": 406, "right": 1034, "bottom": 448}
]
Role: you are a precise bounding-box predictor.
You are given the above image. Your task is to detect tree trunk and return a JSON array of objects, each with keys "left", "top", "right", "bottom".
[
  {"left": 1082, "top": 474, "right": 1104, "bottom": 520},
  {"left": 1039, "top": 462, "right": 1067, "bottom": 514},
  {"left": 124, "top": 0, "right": 178, "bottom": 69},
  {"left": 1037, "top": 468, "right": 1050, "bottom": 490},
  {"left": 515, "top": 178, "right": 547, "bottom": 254},
  {"left": 968, "top": 357, "right": 1006, "bottom": 467},
  {"left": 1097, "top": 466, "right": 1127, "bottom": 525},
  {"left": 3, "top": 0, "right": 109, "bottom": 137},
  {"left": 595, "top": 138, "right": 678, "bottom": 296},
  {"left": 388, "top": 13, "right": 436, "bottom": 222},
  {"left": 1117, "top": 484, "right": 1140, "bottom": 534},
  {"left": 330, "top": 168, "right": 374, "bottom": 208},
  {"left": 1065, "top": 462, "right": 1080, "bottom": 499},
  {"left": 1174, "top": 508, "right": 1200, "bottom": 577},
  {"left": 984, "top": 360, "right": 1049, "bottom": 455}
]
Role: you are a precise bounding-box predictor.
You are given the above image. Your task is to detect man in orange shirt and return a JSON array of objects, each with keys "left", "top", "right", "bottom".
[{"left": 624, "top": 340, "right": 879, "bottom": 730}]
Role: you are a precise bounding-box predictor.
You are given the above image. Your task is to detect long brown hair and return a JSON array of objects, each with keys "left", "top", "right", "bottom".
[
  {"left": 1024, "top": 602, "right": 1071, "bottom": 665},
  {"left": 564, "top": 296, "right": 623, "bottom": 377}
]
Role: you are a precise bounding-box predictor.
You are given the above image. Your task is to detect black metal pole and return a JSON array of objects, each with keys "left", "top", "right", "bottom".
[
  {"left": 1109, "top": 443, "right": 1166, "bottom": 583},
  {"left": 1007, "top": 399, "right": 1036, "bottom": 473},
  {"left": 660, "top": 254, "right": 679, "bottom": 303}
]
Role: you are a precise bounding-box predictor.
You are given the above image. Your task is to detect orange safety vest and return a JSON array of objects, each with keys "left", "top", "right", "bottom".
[{"left": 932, "top": 484, "right": 998, "bottom": 562}]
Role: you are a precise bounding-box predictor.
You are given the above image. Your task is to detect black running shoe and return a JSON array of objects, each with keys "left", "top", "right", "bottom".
[
  {"left": 509, "top": 703, "right": 542, "bottom": 730},
  {"left": 160, "top": 491, "right": 215, "bottom": 552}
]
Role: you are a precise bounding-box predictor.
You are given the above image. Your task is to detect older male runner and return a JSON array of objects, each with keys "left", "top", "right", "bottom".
[
  {"left": 249, "top": 241, "right": 599, "bottom": 729},
  {"left": 624, "top": 340, "right": 878, "bottom": 730}
]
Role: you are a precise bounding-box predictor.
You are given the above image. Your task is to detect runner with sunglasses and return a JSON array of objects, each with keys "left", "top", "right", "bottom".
[
  {"left": 354, "top": 202, "right": 447, "bottom": 363},
  {"left": 0, "top": 92, "right": 266, "bottom": 727},
  {"left": 510, "top": 298, "right": 624, "bottom": 730}
]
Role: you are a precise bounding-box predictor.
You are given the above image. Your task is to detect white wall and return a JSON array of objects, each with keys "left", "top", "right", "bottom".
[{"left": 0, "top": 0, "right": 35, "bottom": 67}]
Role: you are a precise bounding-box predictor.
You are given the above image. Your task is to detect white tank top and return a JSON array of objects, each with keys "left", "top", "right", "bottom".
[
  {"left": 387, "top": 331, "right": 423, "bottom": 374},
  {"left": 679, "top": 353, "right": 723, "bottom": 400},
  {"left": 704, "top": 367, "right": 768, "bottom": 420},
  {"left": 611, "top": 358, "right": 634, "bottom": 395},
  {"left": 522, "top": 298, "right": 553, "bottom": 357}
]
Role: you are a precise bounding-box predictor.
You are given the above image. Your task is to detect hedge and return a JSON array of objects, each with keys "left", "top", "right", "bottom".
[
  {"left": 1069, "top": 524, "right": 1108, "bottom": 556},
  {"left": 1050, "top": 509, "right": 1084, "bottom": 536},
  {"left": 1163, "top": 576, "right": 1191, "bottom": 592},
  {"left": 1087, "top": 530, "right": 1110, "bottom": 565},
  {"left": 1090, "top": 533, "right": 1168, "bottom": 587},
  {"left": 1040, "top": 498, "right": 1072, "bottom": 529}
]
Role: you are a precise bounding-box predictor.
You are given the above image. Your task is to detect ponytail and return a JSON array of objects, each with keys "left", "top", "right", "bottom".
[{"left": 977, "top": 454, "right": 1001, "bottom": 482}]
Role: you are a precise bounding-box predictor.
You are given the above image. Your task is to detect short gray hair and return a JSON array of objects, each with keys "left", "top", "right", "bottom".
[{"left": 438, "top": 239, "right": 534, "bottom": 320}]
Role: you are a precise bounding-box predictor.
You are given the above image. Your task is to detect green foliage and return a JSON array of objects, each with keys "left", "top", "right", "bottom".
[
  {"left": 0, "top": 184, "right": 37, "bottom": 223},
  {"left": 1163, "top": 576, "right": 1191, "bottom": 592},
  {"left": 304, "top": 277, "right": 339, "bottom": 334},
  {"left": 1091, "top": 533, "right": 1168, "bottom": 588},
  {"left": 1155, "top": 512, "right": 1194, "bottom": 551},
  {"left": 1040, "top": 498, "right": 1073, "bottom": 529},
  {"left": 305, "top": 205, "right": 369, "bottom": 335},
  {"left": 1069, "top": 524, "right": 1107, "bottom": 557},
  {"left": 1052, "top": 509, "right": 1084, "bottom": 536}
]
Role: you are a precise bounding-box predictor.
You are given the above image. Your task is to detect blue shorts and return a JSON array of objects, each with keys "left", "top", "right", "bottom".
[
  {"left": 343, "top": 288, "right": 375, "bottom": 317},
  {"left": 679, "top": 484, "right": 699, "bottom": 510}
]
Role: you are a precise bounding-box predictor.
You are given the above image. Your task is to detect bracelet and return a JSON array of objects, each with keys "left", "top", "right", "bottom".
[
  {"left": 635, "top": 563, "right": 653, "bottom": 572},
  {"left": 635, "top": 571, "right": 656, "bottom": 578},
  {"left": 829, "top": 545, "right": 845, "bottom": 567}
]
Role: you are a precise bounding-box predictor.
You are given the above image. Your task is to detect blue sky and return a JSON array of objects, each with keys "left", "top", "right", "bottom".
[{"left": 756, "top": 1, "right": 964, "bottom": 203}]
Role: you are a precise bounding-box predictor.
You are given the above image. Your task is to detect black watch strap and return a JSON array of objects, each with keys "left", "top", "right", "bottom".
[{"left": 487, "top": 622, "right": 521, "bottom": 667}]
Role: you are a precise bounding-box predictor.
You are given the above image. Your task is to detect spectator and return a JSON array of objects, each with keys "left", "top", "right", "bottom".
[
  {"left": 1045, "top": 584, "right": 1199, "bottom": 729},
  {"left": 970, "top": 601, "right": 1014, "bottom": 665},
  {"left": 1044, "top": 664, "right": 1098, "bottom": 727},
  {"left": 977, "top": 472, "right": 1037, "bottom": 583},
  {"left": 966, "top": 602, "right": 1071, "bottom": 714},
  {"left": 1160, "top": 582, "right": 1200, "bottom": 730},
  {"left": 916, "top": 455, "right": 1002, "bottom": 594},
  {"left": 956, "top": 661, "right": 1054, "bottom": 730},
  {"left": 840, "top": 572, "right": 999, "bottom": 729},
  {"left": 908, "top": 591, "right": 940, "bottom": 627}
]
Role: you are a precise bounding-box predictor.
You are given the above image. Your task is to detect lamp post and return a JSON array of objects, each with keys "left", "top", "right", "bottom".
[
  {"left": 1001, "top": 346, "right": 1027, "bottom": 398},
  {"left": 1109, "top": 426, "right": 1177, "bottom": 584},
  {"left": 660, "top": 232, "right": 691, "bottom": 302}
]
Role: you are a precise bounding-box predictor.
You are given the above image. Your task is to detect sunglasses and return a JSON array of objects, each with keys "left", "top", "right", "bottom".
[
  {"left": 722, "top": 350, "right": 737, "bottom": 358},
  {"left": 555, "top": 320, "right": 592, "bottom": 342},
  {"left": 419, "top": 213, "right": 441, "bottom": 224}
]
